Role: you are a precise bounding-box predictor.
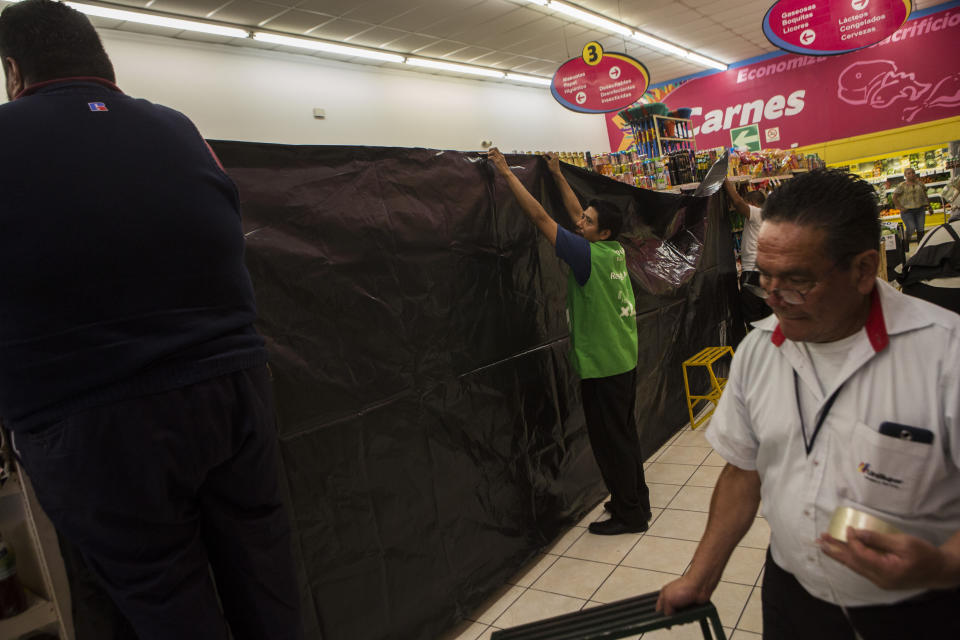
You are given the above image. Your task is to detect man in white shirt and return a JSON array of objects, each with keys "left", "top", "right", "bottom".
[
  {"left": 657, "top": 169, "right": 960, "bottom": 638},
  {"left": 724, "top": 179, "right": 770, "bottom": 329}
]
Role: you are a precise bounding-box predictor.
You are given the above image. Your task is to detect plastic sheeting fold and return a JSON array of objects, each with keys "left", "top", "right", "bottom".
[{"left": 209, "top": 142, "right": 742, "bottom": 640}]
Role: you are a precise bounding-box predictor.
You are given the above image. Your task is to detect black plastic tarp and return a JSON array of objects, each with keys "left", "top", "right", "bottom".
[{"left": 208, "top": 142, "right": 742, "bottom": 640}]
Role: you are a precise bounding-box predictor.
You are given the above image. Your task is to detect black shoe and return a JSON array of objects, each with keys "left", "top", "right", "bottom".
[
  {"left": 588, "top": 517, "right": 648, "bottom": 536},
  {"left": 604, "top": 501, "right": 612, "bottom": 512}
]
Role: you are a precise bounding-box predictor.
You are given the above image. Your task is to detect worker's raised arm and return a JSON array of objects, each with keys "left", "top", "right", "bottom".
[
  {"left": 488, "top": 148, "right": 558, "bottom": 246},
  {"left": 544, "top": 152, "right": 585, "bottom": 228},
  {"left": 723, "top": 178, "right": 754, "bottom": 218}
]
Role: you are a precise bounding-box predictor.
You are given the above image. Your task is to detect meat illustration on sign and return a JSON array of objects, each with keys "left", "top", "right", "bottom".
[{"left": 838, "top": 59, "right": 960, "bottom": 122}]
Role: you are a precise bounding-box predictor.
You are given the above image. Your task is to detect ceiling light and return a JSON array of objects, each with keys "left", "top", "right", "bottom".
[
  {"left": 405, "top": 58, "right": 505, "bottom": 79},
  {"left": 64, "top": 2, "right": 249, "bottom": 38},
  {"left": 631, "top": 31, "right": 690, "bottom": 58},
  {"left": 252, "top": 33, "right": 405, "bottom": 63},
  {"left": 685, "top": 52, "right": 727, "bottom": 71},
  {"left": 506, "top": 73, "right": 553, "bottom": 86},
  {"left": 549, "top": 2, "right": 632, "bottom": 37}
]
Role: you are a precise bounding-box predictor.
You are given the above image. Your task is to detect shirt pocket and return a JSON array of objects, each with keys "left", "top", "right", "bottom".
[{"left": 840, "top": 421, "right": 932, "bottom": 517}]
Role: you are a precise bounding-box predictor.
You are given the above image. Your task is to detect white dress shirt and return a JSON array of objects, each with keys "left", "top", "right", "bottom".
[
  {"left": 707, "top": 279, "right": 960, "bottom": 606},
  {"left": 740, "top": 205, "right": 762, "bottom": 272}
]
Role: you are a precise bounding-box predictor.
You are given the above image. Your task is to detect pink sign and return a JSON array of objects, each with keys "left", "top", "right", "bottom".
[
  {"left": 605, "top": 5, "right": 960, "bottom": 152},
  {"left": 552, "top": 43, "right": 650, "bottom": 114},
  {"left": 763, "top": 0, "right": 912, "bottom": 55}
]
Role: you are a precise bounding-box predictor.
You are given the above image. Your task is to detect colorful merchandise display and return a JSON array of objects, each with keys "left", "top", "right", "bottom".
[
  {"left": 829, "top": 145, "right": 955, "bottom": 213},
  {"left": 727, "top": 148, "right": 825, "bottom": 179}
]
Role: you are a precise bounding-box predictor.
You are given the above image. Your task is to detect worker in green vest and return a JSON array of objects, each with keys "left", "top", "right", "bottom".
[{"left": 488, "top": 148, "right": 651, "bottom": 535}]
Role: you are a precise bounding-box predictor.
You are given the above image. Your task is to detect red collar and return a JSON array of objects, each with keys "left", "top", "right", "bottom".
[
  {"left": 771, "top": 287, "right": 888, "bottom": 352},
  {"left": 16, "top": 77, "right": 122, "bottom": 100}
]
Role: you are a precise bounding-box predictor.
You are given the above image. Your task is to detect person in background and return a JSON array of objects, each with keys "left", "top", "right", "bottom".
[
  {"left": 657, "top": 169, "right": 960, "bottom": 639},
  {"left": 892, "top": 167, "right": 932, "bottom": 247},
  {"left": 724, "top": 179, "right": 770, "bottom": 329},
  {"left": 487, "top": 148, "right": 651, "bottom": 536},
  {"left": 0, "top": 2, "right": 301, "bottom": 638}
]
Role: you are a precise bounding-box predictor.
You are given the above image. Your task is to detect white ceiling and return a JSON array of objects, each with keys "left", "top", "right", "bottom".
[{"left": 14, "top": 0, "right": 951, "bottom": 84}]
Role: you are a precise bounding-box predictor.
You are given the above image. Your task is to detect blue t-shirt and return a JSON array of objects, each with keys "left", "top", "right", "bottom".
[{"left": 555, "top": 227, "right": 591, "bottom": 286}]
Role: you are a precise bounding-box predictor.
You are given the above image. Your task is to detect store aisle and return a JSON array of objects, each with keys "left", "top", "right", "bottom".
[{"left": 442, "top": 421, "right": 768, "bottom": 640}]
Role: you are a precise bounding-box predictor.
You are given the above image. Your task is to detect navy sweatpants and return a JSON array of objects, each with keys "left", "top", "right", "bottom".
[{"left": 14, "top": 366, "right": 303, "bottom": 640}]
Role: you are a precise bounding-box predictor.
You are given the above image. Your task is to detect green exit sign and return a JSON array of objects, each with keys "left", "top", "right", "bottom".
[{"left": 731, "top": 124, "right": 761, "bottom": 152}]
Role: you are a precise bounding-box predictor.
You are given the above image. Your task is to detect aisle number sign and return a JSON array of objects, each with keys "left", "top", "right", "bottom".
[
  {"left": 763, "top": 0, "right": 912, "bottom": 55},
  {"left": 731, "top": 124, "right": 762, "bottom": 151},
  {"left": 551, "top": 41, "right": 650, "bottom": 114}
]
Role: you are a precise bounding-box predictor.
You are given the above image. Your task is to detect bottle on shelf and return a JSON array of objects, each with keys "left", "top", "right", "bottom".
[{"left": 0, "top": 534, "right": 27, "bottom": 619}]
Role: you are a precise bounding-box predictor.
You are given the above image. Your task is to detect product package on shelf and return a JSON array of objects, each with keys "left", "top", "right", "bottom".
[
  {"left": 727, "top": 148, "right": 824, "bottom": 179},
  {"left": 513, "top": 150, "right": 592, "bottom": 169}
]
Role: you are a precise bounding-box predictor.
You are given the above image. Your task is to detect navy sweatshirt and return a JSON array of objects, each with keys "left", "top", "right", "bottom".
[{"left": 0, "top": 78, "right": 265, "bottom": 431}]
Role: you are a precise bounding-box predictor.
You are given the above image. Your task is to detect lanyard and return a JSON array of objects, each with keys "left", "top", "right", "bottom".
[{"left": 794, "top": 370, "right": 844, "bottom": 455}]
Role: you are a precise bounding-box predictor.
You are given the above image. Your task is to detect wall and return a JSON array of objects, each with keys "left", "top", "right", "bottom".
[{"left": 36, "top": 29, "right": 609, "bottom": 152}]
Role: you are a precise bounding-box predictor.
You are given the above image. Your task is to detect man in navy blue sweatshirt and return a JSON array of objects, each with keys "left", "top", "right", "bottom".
[{"left": 0, "top": 2, "right": 301, "bottom": 638}]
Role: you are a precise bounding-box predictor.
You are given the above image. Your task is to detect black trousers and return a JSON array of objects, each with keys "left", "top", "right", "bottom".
[
  {"left": 14, "top": 366, "right": 303, "bottom": 640},
  {"left": 57, "top": 534, "right": 139, "bottom": 640},
  {"left": 739, "top": 271, "right": 771, "bottom": 326},
  {"left": 580, "top": 369, "right": 651, "bottom": 526},
  {"left": 762, "top": 549, "right": 960, "bottom": 640}
]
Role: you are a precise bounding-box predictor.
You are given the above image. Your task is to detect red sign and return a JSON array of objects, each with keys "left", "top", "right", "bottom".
[
  {"left": 606, "top": 6, "right": 960, "bottom": 152},
  {"left": 763, "top": 0, "right": 912, "bottom": 55},
  {"left": 551, "top": 42, "right": 650, "bottom": 114}
]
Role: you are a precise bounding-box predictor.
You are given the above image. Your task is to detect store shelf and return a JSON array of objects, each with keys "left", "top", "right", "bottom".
[
  {"left": 660, "top": 171, "right": 812, "bottom": 191},
  {"left": 866, "top": 168, "right": 949, "bottom": 184},
  {"left": 748, "top": 174, "right": 799, "bottom": 183},
  {"left": 885, "top": 180, "right": 950, "bottom": 193},
  {"left": 0, "top": 590, "right": 58, "bottom": 638},
  {"left": 0, "top": 475, "right": 19, "bottom": 501},
  {"left": 659, "top": 137, "right": 694, "bottom": 142}
]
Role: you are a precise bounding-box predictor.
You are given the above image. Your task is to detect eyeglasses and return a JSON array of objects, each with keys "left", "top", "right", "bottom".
[
  {"left": 743, "top": 280, "right": 812, "bottom": 305},
  {"left": 746, "top": 261, "right": 845, "bottom": 305}
]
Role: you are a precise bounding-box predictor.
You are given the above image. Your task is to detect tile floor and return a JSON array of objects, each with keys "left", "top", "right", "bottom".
[{"left": 441, "top": 421, "right": 767, "bottom": 640}]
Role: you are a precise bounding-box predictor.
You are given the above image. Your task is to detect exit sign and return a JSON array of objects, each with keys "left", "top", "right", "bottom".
[{"left": 731, "top": 124, "right": 761, "bottom": 152}]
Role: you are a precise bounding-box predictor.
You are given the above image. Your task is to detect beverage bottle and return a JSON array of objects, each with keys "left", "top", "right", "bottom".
[{"left": 0, "top": 535, "right": 27, "bottom": 619}]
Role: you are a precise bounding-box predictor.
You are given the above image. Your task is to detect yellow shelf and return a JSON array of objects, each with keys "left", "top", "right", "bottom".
[
  {"left": 682, "top": 346, "right": 734, "bottom": 430},
  {"left": 798, "top": 115, "right": 960, "bottom": 166}
]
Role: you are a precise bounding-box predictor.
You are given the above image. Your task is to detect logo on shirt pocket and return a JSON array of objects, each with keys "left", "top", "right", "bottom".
[
  {"left": 843, "top": 422, "right": 929, "bottom": 516},
  {"left": 857, "top": 462, "right": 904, "bottom": 488}
]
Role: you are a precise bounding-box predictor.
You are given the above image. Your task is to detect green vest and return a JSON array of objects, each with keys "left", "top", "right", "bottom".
[{"left": 567, "top": 241, "right": 639, "bottom": 379}]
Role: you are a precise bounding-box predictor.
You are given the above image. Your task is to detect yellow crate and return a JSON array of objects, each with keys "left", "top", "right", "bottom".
[{"left": 682, "top": 346, "right": 734, "bottom": 430}]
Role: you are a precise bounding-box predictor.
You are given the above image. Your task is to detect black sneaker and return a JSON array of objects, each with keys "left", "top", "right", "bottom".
[{"left": 588, "top": 517, "right": 649, "bottom": 536}]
